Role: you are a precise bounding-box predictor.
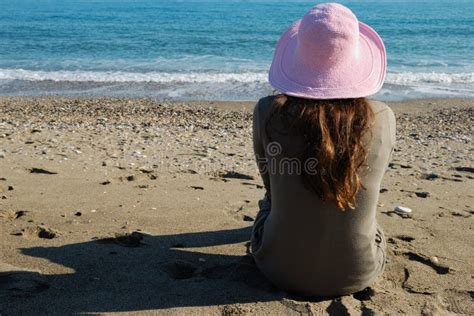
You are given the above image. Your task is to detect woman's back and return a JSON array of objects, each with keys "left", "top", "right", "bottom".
[{"left": 252, "top": 96, "right": 396, "bottom": 296}]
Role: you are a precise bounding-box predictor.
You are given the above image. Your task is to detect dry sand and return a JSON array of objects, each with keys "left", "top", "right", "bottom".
[{"left": 0, "top": 97, "right": 473, "bottom": 315}]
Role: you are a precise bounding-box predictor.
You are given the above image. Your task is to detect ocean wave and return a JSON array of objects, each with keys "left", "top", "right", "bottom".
[
  {"left": 1, "top": 69, "right": 473, "bottom": 86},
  {"left": 386, "top": 72, "right": 474, "bottom": 85},
  {"left": 0, "top": 69, "right": 268, "bottom": 83}
]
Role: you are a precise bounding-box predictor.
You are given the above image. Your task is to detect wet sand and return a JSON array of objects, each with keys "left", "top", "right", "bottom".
[{"left": 0, "top": 97, "right": 473, "bottom": 315}]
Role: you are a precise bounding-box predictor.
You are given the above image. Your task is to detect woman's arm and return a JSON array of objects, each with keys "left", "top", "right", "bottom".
[{"left": 253, "top": 101, "right": 271, "bottom": 198}]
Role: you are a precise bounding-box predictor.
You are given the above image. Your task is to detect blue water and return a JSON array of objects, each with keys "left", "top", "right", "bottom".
[{"left": 0, "top": 0, "right": 473, "bottom": 100}]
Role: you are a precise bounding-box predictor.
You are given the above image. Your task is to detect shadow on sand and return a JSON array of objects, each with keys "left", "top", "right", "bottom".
[{"left": 2, "top": 226, "right": 288, "bottom": 314}]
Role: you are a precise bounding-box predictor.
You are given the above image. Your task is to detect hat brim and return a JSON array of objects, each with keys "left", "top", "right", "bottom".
[{"left": 269, "top": 20, "right": 386, "bottom": 100}]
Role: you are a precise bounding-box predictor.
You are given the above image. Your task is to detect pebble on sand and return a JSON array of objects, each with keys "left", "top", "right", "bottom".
[
  {"left": 29, "top": 168, "right": 58, "bottom": 175},
  {"left": 415, "top": 191, "right": 430, "bottom": 198},
  {"left": 423, "top": 172, "right": 440, "bottom": 180},
  {"left": 394, "top": 206, "right": 412, "bottom": 214}
]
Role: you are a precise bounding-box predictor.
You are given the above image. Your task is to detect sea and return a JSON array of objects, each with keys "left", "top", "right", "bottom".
[{"left": 0, "top": 0, "right": 473, "bottom": 101}]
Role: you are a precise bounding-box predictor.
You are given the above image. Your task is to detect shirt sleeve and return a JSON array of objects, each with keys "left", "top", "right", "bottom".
[
  {"left": 386, "top": 107, "right": 396, "bottom": 163},
  {"left": 253, "top": 100, "right": 271, "bottom": 197}
]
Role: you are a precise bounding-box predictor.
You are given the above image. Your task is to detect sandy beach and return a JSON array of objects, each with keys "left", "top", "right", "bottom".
[{"left": 0, "top": 96, "right": 473, "bottom": 315}]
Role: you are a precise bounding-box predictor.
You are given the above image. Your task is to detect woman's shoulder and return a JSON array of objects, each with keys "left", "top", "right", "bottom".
[
  {"left": 367, "top": 99, "right": 396, "bottom": 145},
  {"left": 253, "top": 95, "right": 276, "bottom": 121},
  {"left": 256, "top": 95, "right": 275, "bottom": 110},
  {"left": 367, "top": 99, "right": 394, "bottom": 118}
]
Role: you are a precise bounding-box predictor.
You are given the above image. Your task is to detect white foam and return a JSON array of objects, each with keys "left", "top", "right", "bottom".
[
  {"left": 386, "top": 71, "right": 474, "bottom": 85},
  {"left": 1, "top": 68, "right": 473, "bottom": 86},
  {"left": 1, "top": 68, "right": 473, "bottom": 100},
  {"left": 0, "top": 68, "right": 268, "bottom": 83}
]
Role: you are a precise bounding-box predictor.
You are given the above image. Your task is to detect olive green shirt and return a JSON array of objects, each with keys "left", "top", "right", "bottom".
[{"left": 252, "top": 96, "right": 396, "bottom": 296}]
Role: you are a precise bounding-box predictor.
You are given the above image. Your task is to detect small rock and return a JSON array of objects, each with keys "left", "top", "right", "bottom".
[
  {"left": 74, "top": 212, "right": 82, "bottom": 216},
  {"left": 394, "top": 206, "right": 412, "bottom": 214},
  {"left": 190, "top": 186, "right": 204, "bottom": 190},
  {"left": 415, "top": 191, "right": 430, "bottom": 198},
  {"left": 29, "top": 168, "right": 57, "bottom": 175},
  {"left": 138, "top": 166, "right": 153, "bottom": 173},
  {"left": 422, "top": 172, "right": 439, "bottom": 180},
  {"left": 132, "top": 151, "right": 143, "bottom": 158}
]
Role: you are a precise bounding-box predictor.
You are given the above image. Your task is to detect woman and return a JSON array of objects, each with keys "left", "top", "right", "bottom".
[{"left": 251, "top": 3, "right": 395, "bottom": 297}]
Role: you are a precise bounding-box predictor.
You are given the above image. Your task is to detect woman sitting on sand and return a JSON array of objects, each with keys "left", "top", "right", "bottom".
[{"left": 251, "top": 3, "right": 395, "bottom": 296}]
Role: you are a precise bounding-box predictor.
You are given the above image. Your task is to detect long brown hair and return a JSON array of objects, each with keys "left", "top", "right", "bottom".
[{"left": 266, "top": 94, "right": 375, "bottom": 210}]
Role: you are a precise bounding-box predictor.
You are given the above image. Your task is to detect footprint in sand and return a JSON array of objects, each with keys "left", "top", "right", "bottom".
[
  {"left": 160, "top": 260, "right": 197, "bottom": 280},
  {"left": 403, "top": 252, "right": 451, "bottom": 275},
  {"left": 118, "top": 173, "right": 156, "bottom": 183},
  {"left": 0, "top": 262, "right": 49, "bottom": 299},
  {"left": 0, "top": 185, "right": 12, "bottom": 193},
  {"left": 438, "top": 289, "right": 474, "bottom": 314},
  {"left": 1, "top": 210, "right": 29, "bottom": 221},
  {"left": 385, "top": 249, "right": 454, "bottom": 295},
  {"left": 280, "top": 299, "right": 315, "bottom": 315},
  {"left": 200, "top": 256, "right": 273, "bottom": 291},
  {"left": 19, "top": 226, "right": 57, "bottom": 239}
]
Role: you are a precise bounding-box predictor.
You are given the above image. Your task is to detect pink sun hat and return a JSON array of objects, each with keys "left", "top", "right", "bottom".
[{"left": 268, "top": 3, "right": 386, "bottom": 99}]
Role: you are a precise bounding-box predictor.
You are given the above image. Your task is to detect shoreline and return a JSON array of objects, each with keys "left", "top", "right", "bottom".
[
  {"left": 0, "top": 96, "right": 473, "bottom": 314},
  {"left": 1, "top": 94, "right": 473, "bottom": 109},
  {"left": 1, "top": 77, "right": 474, "bottom": 101}
]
